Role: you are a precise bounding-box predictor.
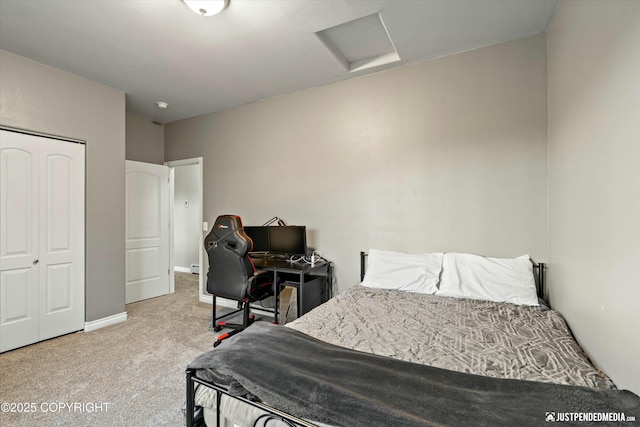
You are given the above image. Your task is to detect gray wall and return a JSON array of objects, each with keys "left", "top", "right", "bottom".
[
  {"left": 126, "top": 110, "right": 164, "bottom": 164},
  {"left": 165, "top": 34, "right": 548, "bottom": 293},
  {"left": 0, "top": 50, "right": 126, "bottom": 322},
  {"left": 547, "top": 0, "right": 640, "bottom": 394},
  {"left": 173, "top": 164, "right": 201, "bottom": 270}
]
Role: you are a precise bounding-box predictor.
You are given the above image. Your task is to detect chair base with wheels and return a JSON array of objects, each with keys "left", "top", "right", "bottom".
[
  {"left": 212, "top": 298, "right": 254, "bottom": 347},
  {"left": 212, "top": 298, "right": 254, "bottom": 332},
  {"left": 211, "top": 272, "right": 273, "bottom": 346}
]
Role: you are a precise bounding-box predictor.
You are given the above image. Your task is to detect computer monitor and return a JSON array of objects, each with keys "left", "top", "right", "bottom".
[
  {"left": 268, "top": 225, "right": 307, "bottom": 256},
  {"left": 243, "top": 226, "right": 270, "bottom": 253}
]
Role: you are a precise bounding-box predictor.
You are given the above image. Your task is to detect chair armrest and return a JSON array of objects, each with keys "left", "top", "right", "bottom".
[
  {"left": 252, "top": 269, "right": 270, "bottom": 278},
  {"left": 247, "top": 269, "right": 272, "bottom": 289},
  {"left": 246, "top": 269, "right": 274, "bottom": 300}
]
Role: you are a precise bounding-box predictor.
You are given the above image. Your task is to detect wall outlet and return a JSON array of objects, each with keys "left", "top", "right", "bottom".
[{"left": 202, "top": 221, "right": 208, "bottom": 231}]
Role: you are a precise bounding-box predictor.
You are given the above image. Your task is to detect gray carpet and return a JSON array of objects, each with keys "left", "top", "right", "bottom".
[{"left": 0, "top": 273, "right": 214, "bottom": 427}]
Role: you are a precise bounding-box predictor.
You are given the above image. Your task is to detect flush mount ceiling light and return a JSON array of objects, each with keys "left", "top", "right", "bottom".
[{"left": 182, "top": 0, "right": 228, "bottom": 16}]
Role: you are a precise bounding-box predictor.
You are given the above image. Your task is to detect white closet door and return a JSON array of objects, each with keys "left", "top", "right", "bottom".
[
  {"left": 38, "top": 138, "right": 85, "bottom": 341},
  {"left": 0, "top": 132, "right": 40, "bottom": 352},
  {"left": 125, "top": 160, "right": 169, "bottom": 304},
  {"left": 0, "top": 130, "right": 85, "bottom": 352}
]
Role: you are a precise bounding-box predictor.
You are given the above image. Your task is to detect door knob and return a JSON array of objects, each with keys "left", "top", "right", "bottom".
[{"left": 33, "top": 259, "right": 39, "bottom": 265}]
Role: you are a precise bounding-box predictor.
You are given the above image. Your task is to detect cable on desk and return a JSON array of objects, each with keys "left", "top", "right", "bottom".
[{"left": 289, "top": 251, "right": 326, "bottom": 265}]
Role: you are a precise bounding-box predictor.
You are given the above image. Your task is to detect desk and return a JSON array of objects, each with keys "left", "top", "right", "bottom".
[{"left": 250, "top": 256, "right": 331, "bottom": 323}]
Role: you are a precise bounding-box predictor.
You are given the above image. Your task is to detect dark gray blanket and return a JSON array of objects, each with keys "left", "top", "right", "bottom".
[{"left": 189, "top": 322, "right": 639, "bottom": 427}]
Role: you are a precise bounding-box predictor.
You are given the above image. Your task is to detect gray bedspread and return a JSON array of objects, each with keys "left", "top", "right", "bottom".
[
  {"left": 189, "top": 322, "right": 639, "bottom": 427},
  {"left": 288, "top": 285, "right": 611, "bottom": 389}
]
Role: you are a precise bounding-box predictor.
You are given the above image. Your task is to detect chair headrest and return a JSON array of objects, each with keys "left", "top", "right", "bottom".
[
  {"left": 213, "top": 214, "right": 243, "bottom": 233},
  {"left": 205, "top": 215, "right": 250, "bottom": 256}
]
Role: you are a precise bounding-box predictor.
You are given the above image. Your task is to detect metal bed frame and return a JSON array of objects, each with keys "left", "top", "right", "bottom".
[
  {"left": 185, "top": 369, "right": 316, "bottom": 427},
  {"left": 185, "top": 252, "right": 547, "bottom": 427}
]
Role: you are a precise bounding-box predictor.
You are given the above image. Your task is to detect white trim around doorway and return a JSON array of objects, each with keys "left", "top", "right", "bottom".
[{"left": 164, "top": 157, "right": 204, "bottom": 302}]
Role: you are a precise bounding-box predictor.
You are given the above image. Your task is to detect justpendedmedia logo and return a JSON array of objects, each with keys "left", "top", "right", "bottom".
[{"left": 545, "top": 411, "right": 636, "bottom": 423}]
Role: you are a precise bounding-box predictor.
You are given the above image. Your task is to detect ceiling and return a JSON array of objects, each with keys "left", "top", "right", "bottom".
[{"left": 0, "top": 0, "right": 558, "bottom": 124}]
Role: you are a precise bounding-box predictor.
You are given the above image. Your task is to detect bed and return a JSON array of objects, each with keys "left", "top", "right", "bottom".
[{"left": 186, "top": 250, "right": 639, "bottom": 426}]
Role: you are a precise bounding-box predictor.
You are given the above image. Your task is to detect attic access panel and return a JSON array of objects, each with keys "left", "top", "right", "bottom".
[{"left": 316, "top": 13, "right": 400, "bottom": 73}]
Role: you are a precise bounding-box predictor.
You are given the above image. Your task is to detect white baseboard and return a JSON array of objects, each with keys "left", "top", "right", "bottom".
[
  {"left": 174, "top": 266, "right": 191, "bottom": 273},
  {"left": 199, "top": 293, "right": 275, "bottom": 317},
  {"left": 199, "top": 293, "right": 236, "bottom": 309},
  {"left": 84, "top": 312, "right": 127, "bottom": 332}
]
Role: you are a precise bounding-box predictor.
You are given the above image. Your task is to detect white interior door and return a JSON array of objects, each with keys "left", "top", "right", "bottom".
[
  {"left": 38, "top": 138, "right": 85, "bottom": 341},
  {"left": 125, "top": 160, "right": 170, "bottom": 304},
  {"left": 0, "top": 130, "right": 85, "bottom": 352},
  {"left": 0, "top": 132, "right": 40, "bottom": 351}
]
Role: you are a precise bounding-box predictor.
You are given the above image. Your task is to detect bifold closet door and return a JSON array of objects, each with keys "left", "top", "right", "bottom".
[{"left": 0, "top": 130, "right": 85, "bottom": 352}]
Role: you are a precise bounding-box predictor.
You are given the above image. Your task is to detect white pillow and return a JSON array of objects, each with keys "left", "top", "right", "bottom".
[
  {"left": 361, "top": 249, "right": 443, "bottom": 294},
  {"left": 436, "top": 253, "right": 538, "bottom": 306}
]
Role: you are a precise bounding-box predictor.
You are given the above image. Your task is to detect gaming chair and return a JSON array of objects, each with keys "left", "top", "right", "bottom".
[{"left": 205, "top": 215, "right": 274, "bottom": 346}]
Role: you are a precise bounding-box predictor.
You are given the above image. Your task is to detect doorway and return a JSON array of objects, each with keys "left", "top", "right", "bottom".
[{"left": 165, "top": 158, "right": 204, "bottom": 301}]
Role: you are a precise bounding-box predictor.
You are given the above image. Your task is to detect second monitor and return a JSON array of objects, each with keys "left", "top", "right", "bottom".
[{"left": 244, "top": 225, "right": 307, "bottom": 256}]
